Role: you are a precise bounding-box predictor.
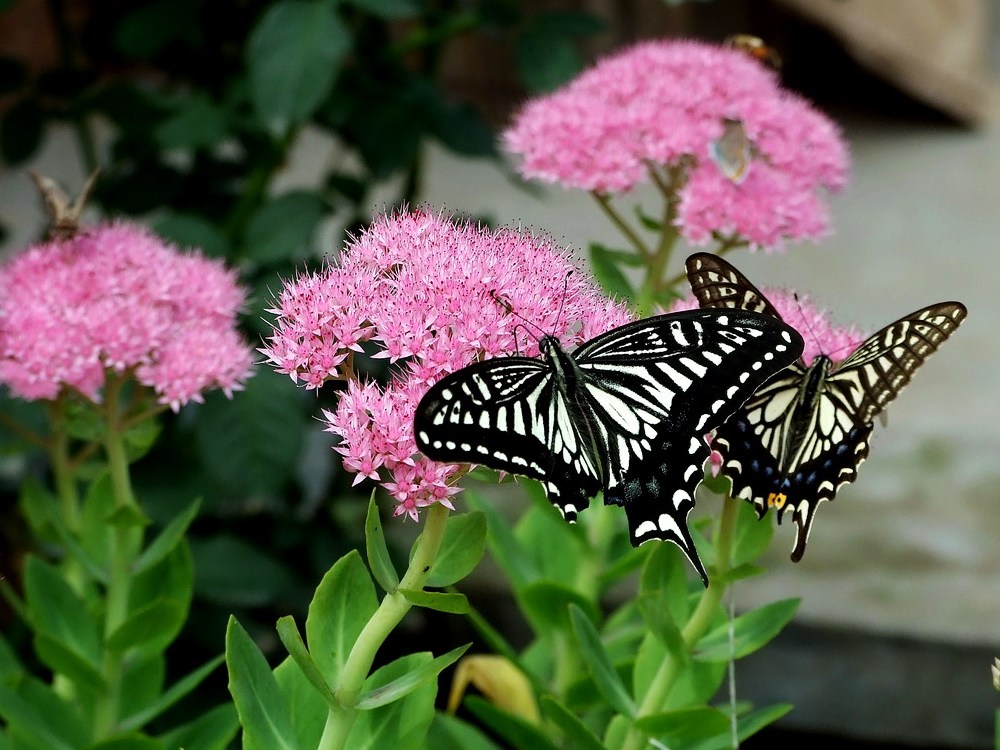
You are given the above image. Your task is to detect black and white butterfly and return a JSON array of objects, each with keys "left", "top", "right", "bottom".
[
  {"left": 685, "top": 252, "right": 967, "bottom": 561},
  {"left": 414, "top": 308, "right": 804, "bottom": 583}
]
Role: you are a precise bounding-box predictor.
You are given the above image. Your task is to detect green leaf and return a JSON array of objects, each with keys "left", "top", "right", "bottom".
[
  {"left": 274, "top": 656, "right": 328, "bottom": 748},
  {"left": 0, "top": 97, "right": 43, "bottom": 165},
  {"left": 635, "top": 706, "right": 731, "bottom": 743},
  {"left": 23, "top": 556, "right": 101, "bottom": 673},
  {"left": 463, "top": 490, "right": 539, "bottom": 587},
  {"left": 107, "top": 502, "right": 152, "bottom": 529},
  {"left": 134, "top": 498, "right": 201, "bottom": 576},
  {"left": 428, "top": 99, "right": 497, "bottom": 158},
  {"left": 18, "top": 479, "right": 56, "bottom": 541},
  {"left": 730, "top": 498, "right": 774, "bottom": 567},
  {"left": 194, "top": 367, "right": 309, "bottom": 496},
  {"left": 191, "top": 534, "right": 298, "bottom": 607},
  {"left": 569, "top": 604, "right": 635, "bottom": 718},
  {"left": 346, "top": 653, "right": 437, "bottom": 749},
  {"left": 356, "top": 644, "right": 469, "bottom": 710},
  {"left": 154, "top": 94, "right": 228, "bottom": 150},
  {"left": 0, "top": 634, "right": 22, "bottom": 681},
  {"left": 515, "top": 31, "right": 583, "bottom": 93},
  {"left": 128, "top": 544, "right": 194, "bottom": 657},
  {"left": 520, "top": 581, "right": 599, "bottom": 633},
  {"left": 80, "top": 474, "right": 115, "bottom": 568},
  {"left": 306, "top": 550, "right": 377, "bottom": 686},
  {"left": 0, "top": 682, "right": 77, "bottom": 750},
  {"left": 539, "top": 695, "right": 604, "bottom": 750},
  {"left": 636, "top": 593, "right": 686, "bottom": 661},
  {"left": 114, "top": 0, "right": 199, "bottom": 59},
  {"left": 225, "top": 617, "right": 297, "bottom": 750},
  {"left": 343, "top": 0, "right": 419, "bottom": 19},
  {"left": 86, "top": 735, "right": 164, "bottom": 750},
  {"left": 107, "top": 598, "right": 186, "bottom": 653},
  {"left": 275, "top": 616, "right": 337, "bottom": 709},
  {"left": 695, "top": 598, "right": 800, "bottom": 662},
  {"left": 365, "top": 492, "right": 399, "bottom": 592},
  {"left": 399, "top": 589, "right": 470, "bottom": 614},
  {"left": 152, "top": 212, "right": 230, "bottom": 258},
  {"left": 247, "top": 0, "right": 350, "bottom": 130},
  {"left": 688, "top": 703, "right": 793, "bottom": 750},
  {"left": 425, "top": 712, "right": 503, "bottom": 750},
  {"left": 589, "top": 243, "right": 636, "bottom": 303},
  {"left": 465, "top": 697, "right": 561, "bottom": 750},
  {"left": 119, "top": 654, "right": 165, "bottom": 728},
  {"left": 425, "top": 511, "right": 486, "bottom": 587},
  {"left": 243, "top": 190, "right": 326, "bottom": 263},
  {"left": 121, "top": 656, "right": 225, "bottom": 731},
  {"left": 639, "top": 539, "right": 691, "bottom": 625}
]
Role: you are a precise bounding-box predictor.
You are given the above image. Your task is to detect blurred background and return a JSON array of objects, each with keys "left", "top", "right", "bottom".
[{"left": 0, "top": 0, "right": 997, "bottom": 747}]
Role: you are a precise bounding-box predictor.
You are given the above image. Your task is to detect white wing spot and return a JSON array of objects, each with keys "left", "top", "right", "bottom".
[
  {"left": 704, "top": 351, "right": 723, "bottom": 365},
  {"left": 689, "top": 437, "right": 702, "bottom": 454},
  {"left": 657, "top": 513, "right": 684, "bottom": 537},
  {"left": 711, "top": 399, "right": 725, "bottom": 413},
  {"left": 683, "top": 464, "right": 698, "bottom": 482},
  {"left": 635, "top": 520, "right": 657, "bottom": 537},
  {"left": 672, "top": 489, "right": 691, "bottom": 509}
]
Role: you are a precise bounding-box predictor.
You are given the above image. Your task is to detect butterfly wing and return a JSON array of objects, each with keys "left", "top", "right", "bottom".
[
  {"left": 712, "top": 363, "right": 876, "bottom": 561},
  {"left": 766, "top": 301, "right": 969, "bottom": 558},
  {"left": 827, "top": 302, "right": 968, "bottom": 425},
  {"left": 573, "top": 308, "right": 804, "bottom": 581},
  {"left": 414, "top": 357, "right": 603, "bottom": 521},
  {"left": 686, "top": 252, "right": 968, "bottom": 561},
  {"left": 685, "top": 252, "right": 782, "bottom": 318}
]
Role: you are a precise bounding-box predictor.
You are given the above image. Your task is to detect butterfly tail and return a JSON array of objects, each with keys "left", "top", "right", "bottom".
[{"left": 604, "top": 436, "right": 711, "bottom": 586}]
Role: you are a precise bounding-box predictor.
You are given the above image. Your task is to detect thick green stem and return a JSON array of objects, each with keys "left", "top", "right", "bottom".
[
  {"left": 619, "top": 496, "right": 740, "bottom": 750},
  {"left": 319, "top": 502, "right": 451, "bottom": 750},
  {"left": 93, "top": 373, "right": 141, "bottom": 739}
]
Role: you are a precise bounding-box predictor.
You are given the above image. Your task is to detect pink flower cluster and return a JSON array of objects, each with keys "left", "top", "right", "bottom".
[
  {"left": 502, "top": 39, "right": 849, "bottom": 250},
  {"left": 671, "top": 286, "right": 864, "bottom": 366},
  {"left": 261, "top": 210, "right": 632, "bottom": 519},
  {"left": 0, "top": 222, "right": 254, "bottom": 409}
]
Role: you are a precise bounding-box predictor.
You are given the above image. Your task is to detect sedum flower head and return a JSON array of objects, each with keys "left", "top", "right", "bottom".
[
  {"left": 672, "top": 285, "right": 864, "bottom": 366},
  {"left": 262, "top": 209, "right": 632, "bottom": 518},
  {"left": 0, "top": 222, "right": 254, "bottom": 410},
  {"left": 502, "top": 39, "right": 849, "bottom": 250}
]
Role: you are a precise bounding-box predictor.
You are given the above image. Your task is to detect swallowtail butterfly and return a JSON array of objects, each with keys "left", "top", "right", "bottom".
[
  {"left": 414, "top": 308, "right": 804, "bottom": 582},
  {"left": 685, "top": 252, "right": 967, "bottom": 561}
]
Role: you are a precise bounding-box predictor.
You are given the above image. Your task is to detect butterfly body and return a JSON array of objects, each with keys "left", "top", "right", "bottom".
[
  {"left": 415, "top": 308, "right": 805, "bottom": 582},
  {"left": 685, "top": 252, "right": 967, "bottom": 560}
]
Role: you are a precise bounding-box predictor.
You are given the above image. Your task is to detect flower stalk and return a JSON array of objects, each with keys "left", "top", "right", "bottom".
[{"left": 320, "top": 502, "right": 451, "bottom": 749}]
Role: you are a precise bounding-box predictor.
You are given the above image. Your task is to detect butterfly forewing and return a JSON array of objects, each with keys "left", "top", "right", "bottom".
[
  {"left": 684, "top": 252, "right": 967, "bottom": 561},
  {"left": 828, "top": 302, "right": 967, "bottom": 424},
  {"left": 415, "top": 308, "right": 805, "bottom": 583}
]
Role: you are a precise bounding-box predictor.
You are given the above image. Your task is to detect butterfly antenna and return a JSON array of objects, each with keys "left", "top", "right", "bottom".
[
  {"left": 554, "top": 270, "right": 573, "bottom": 337},
  {"left": 792, "top": 292, "right": 861, "bottom": 362},
  {"left": 490, "top": 289, "right": 545, "bottom": 342}
]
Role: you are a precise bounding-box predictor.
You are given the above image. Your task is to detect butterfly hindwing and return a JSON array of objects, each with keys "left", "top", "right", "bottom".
[
  {"left": 415, "top": 308, "right": 804, "bottom": 582},
  {"left": 685, "top": 252, "right": 967, "bottom": 561},
  {"left": 414, "top": 357, "right": 603, "bottom": 519}
]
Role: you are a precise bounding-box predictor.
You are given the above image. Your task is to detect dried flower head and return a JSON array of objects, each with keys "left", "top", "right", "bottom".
[
  {"left": 262, "top": 209, "right": 632, "bottom": 517},
  {"left": 502, "top": 39, "right": 849, "bottom": 250},
  {"left": 0, "top": 222, "right": 254, "bottom": 409}
]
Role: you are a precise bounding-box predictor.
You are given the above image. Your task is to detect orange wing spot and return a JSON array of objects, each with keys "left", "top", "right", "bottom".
[{"left": 767, "top": 492, "right": 788, "bottom": 510}]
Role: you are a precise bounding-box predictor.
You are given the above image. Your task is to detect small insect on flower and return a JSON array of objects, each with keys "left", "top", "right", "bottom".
[
  {"left": 415, "top": 305, "right": 804, "bottom": 584},
  {"left": 724, "top": 34, "right": 782, "bottom": 71},
  {"left": 684, "top": 252, "right": 967, "bottom": 561}
]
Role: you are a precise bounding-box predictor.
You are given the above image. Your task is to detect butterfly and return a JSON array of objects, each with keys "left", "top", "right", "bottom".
[
  {"left": 710, "top": 118, "right": 754, "bottom": 184},
  {"left": 685, "top": 252, "right": 967, "bottom": 561},
  {"left": 414, "top": 308, "right": 805, "bottom": 583}
]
